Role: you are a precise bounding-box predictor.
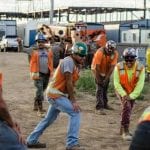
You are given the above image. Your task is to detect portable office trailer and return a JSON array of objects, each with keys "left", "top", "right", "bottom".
[
  {"left": 105, "top": 24, "right": 119, "bottom": 43},
  {"left": 119, "top": 19, "right": 150, "bottom": 44},
  {"left": 24, "top": 20, "right": 49, "bottom": 47},
  {"left": 0, "top": 20, "right": 17, "bottom": 40}
]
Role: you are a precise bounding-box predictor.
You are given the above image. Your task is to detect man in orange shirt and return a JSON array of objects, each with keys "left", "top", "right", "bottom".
[
  {"left": 27, "top": 42, "right": 87, "bottom": 150},
  {"left": 30, "top": 32, "right": 53, "bottom": 117},
  {"left": 94, "top": 29, "right": 107, "bottom": 48},
  {"left": 91, "top": 40, "right": 118, "bottom": 115}
]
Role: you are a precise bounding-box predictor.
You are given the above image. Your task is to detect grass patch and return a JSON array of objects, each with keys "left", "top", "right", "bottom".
[
  {"left": 76, "top": 69, "right": 149, "bottom": 99},
  {"left": 76, "top": 69, "right": 96, "bottom": 95}
]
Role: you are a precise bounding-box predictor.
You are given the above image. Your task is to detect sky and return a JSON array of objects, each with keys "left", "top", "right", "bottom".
[{"left": 0, "top": 0, "right": 149, "bottom": 12}]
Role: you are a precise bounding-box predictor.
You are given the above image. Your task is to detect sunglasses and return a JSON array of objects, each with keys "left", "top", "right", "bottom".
[
  {"left": 124, "top": 58, "right": 135, "bottom": 62},
  {"left": 37, "top": 40, "right": 46, "bottom": 43},
  {"left": 78, "top": 54, "right": 86, "bottom": 58}
]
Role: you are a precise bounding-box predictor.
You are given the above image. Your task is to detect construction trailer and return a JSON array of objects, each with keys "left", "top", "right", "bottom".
[
  {"left": 119, "top": 19, "right": 150, "bottom": 44},
  {"left": 0, "top": 20, "right": 17, "bottom": 40}
]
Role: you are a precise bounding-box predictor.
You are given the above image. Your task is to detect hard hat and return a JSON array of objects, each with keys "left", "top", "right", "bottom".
[
  {"left": 123, "top": 47, "right": 137, "bottom": 58},
  {"left": 105, "top": 40, "right": 116, "bottom": 49},
  {"left": 35, "top": 32, "right": 47, "bottom": 42},
  {"left": 71, "top": 42, "right": 88, "bottom": 57}
]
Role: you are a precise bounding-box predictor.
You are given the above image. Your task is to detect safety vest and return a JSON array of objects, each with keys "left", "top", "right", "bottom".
[
  {"left": 46, "top": 58, "right": 79, "bottom": 99},
  {"left": 146, "top": 47, "right": 150, "bottom": 73},
  {"left": 117, "top": 61, "right": 144, "bottom": 94},
  {"left": 139, "top": 106, "right": 150, "bottom": 123},
  {"left": 30, "top": 49, "right": 53, "bottom": 80},
  {"left": 0, "top": 72, "right": 2, "bottom": 87}
]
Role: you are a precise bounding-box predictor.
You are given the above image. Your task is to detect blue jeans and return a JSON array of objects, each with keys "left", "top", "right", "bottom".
[
  {"left": 27, "top": 96, "right": 81, "bottom": 147},
  {"left": 0, "top": 120, "right": 27, "bottom": 150}
]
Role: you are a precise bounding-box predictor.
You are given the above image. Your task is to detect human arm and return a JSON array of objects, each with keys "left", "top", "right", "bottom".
[
  {"left": 114, "top": 65, "right": 127, "bottom": 97},
  {"left": 64, "top": 72, "right": 81, "bottom": 112},
  {"left": 129, "top": 67, "right": 145, "bottom": 100},
  {"left": 0, "top": 89, "right": 26, "bottom": 144}
]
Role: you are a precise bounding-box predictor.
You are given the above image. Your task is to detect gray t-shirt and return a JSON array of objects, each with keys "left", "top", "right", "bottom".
[
  {"left": 60, "top": 56, "right": 74, "bottom": 74},
  {"left": 39, "top": 49, "right": 49, "bottom": 74}
]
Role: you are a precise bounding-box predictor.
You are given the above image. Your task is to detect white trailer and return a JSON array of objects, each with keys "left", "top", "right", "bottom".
[{"left": 24, "top": 20, "right": 49, "bottom": 47}]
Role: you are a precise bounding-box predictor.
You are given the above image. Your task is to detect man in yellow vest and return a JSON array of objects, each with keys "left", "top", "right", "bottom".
[
  {"left": 27, "top": 42, "right": 87, "bottom": 150},
  {"left": 129, "top": 106, "right": 150, "bottom": 150},
  {"left": 114, "top": 47, "right": 145, "bottom": 141}
]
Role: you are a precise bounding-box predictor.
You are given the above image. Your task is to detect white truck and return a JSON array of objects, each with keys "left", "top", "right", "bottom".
[{"left": 0, "top": 20, "right": 18, "bottom": 52}]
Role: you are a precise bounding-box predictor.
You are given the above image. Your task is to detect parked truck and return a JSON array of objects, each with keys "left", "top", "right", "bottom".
[{"left": 0, "top": 20, "right": 18, "bottom": 52}]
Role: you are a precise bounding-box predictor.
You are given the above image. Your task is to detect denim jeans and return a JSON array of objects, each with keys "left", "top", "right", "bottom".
[
  {"left": 27, "top": 96, "right": 81, "bottom": 147},
  {"left": 129, "top": 121, "right": 150, "bottom": 150},
  {"left": 34, "top": 72, "right": 49, "bottom": 101},
  {"left": 0, "top": 120, "right": 27, "bottom": 150}
]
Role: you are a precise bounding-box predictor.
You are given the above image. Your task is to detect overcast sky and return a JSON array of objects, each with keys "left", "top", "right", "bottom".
[{"left": 0, "top": 0, "right": 148, "bottom": 12}]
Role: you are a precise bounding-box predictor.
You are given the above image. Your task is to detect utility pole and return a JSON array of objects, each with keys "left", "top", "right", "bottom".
[
  {"left": 49, "top": 0, "right": 54, "bottom": 24},
  {"left": 144, "top": 0, "right": 146, "bottom": 19}
]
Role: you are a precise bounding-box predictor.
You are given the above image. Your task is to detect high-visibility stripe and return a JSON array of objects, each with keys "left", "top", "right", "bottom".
[{"left": 30, "top": 72, "right": 40, "bottom": 80}]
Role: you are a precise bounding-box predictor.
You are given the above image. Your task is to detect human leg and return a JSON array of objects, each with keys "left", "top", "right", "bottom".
[
  {"left": 96, "top": 83, "right": 104, "bottom": 109},
  {"left": 103, "top": 79, "right": 112, "bottom": 109},
  {"left": 119, "top": 95, "right": 135, "bottom": 140},
  {"left": 53, "top": 96, "right": 81, "bottom": 148},
  {"left": 34, "top": 78, "right": 46, "bottom": 116},
  {"left": 0, "top": 120, "right": 27, "bottom": 150},
  {"left": 27, "top": 102, "right": 60, "bottom": 145}
]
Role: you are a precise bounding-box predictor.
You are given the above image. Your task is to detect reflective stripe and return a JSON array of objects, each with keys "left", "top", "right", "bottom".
[
  {"left": 46, "top": 86, "right": 66, "bottom": 97},
  {"left": 135, "top": 62, "right": 144, "bottom": 77},
  {"left": 118, "top": 62, "right": 125, "bottom": 75},
  {"left": 30, "top": 72, "right": 39, "bottom": 80}
]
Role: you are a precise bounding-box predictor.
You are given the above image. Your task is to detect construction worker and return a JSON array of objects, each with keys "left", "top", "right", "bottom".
[
  {"left": 17, "top": 36, "right": 23, "bottom": 52},
  {"left": 30, "top": 32, "right": 53, "bottom": 117},
  {"left": 91, "top": 40, "right": 118, "bottom": 115},
  {"left": 0, "top": 72, "right": 27, "bottom": 150},
  {"left": 146, "top": 46, "right": 150, "bottom": 81},
  {"left": 94, "top": 29, "right": 107, "bottom": 48},
  {"left": 114, "top": 47, "right": 145, "bottom": 141},
  {"left": 129, "top": 106, "right": 150, "bottom": 150},
  {"left": 27, "top": 42, "right": 87, "bottom": 150}
]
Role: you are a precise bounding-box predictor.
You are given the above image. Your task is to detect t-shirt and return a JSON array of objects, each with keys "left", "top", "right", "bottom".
[
  {"left": 91, "top": 48, "right": 118, "bottom": 75},
  {"left": 39, "top": 49, "right": 49, "bottom": 74},
  {"left": 60, "top": 56, "right": 74, "bottom": 74}
]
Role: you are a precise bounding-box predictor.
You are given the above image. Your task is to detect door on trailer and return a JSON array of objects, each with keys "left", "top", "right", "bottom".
[{"left": 29, "top": 30, "right": 36, "bottom": 47}]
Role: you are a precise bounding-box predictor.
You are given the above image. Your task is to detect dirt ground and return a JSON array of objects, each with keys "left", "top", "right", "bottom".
[{"left": 0, "top": 52, "right": 149, "bottom": 150}]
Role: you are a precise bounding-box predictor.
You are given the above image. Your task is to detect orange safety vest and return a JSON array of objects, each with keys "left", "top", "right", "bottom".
[
  {"left": 117, "top": 61, "right": 144, "bottom": 94},
  {"left": 30, "top": 49, "right": 53, "bottom": 80},
  {"left": 139, "top": 107, "right": 150, "bottom": 124},
  {"left": 46, "top": 58, "right": 79, "bottom": 99},
  {"left": 0, "top": 72, "right": 2, "bottom": 88}
]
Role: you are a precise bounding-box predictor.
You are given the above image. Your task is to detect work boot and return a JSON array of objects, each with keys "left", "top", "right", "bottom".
[
  {"left": 66, "top": 144, "right": 85, "bottom": 150},
  {"left": 33, "top": 99, "right": 38, "bottom": 111},
  {"left": 27, "top": 142, "right": 46, "bottom": 148},
  {"left": 121, "top": 126, "right": 132, "bottom": 141},
  {"left": 37, "top": 100, "right": 46, "bottom": 117},
  {"left": 104, "top": 105, "right": 114, "bottom": 110},
  {"left": 95, "top": 108, "right": 106, "bottom": 115}
]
